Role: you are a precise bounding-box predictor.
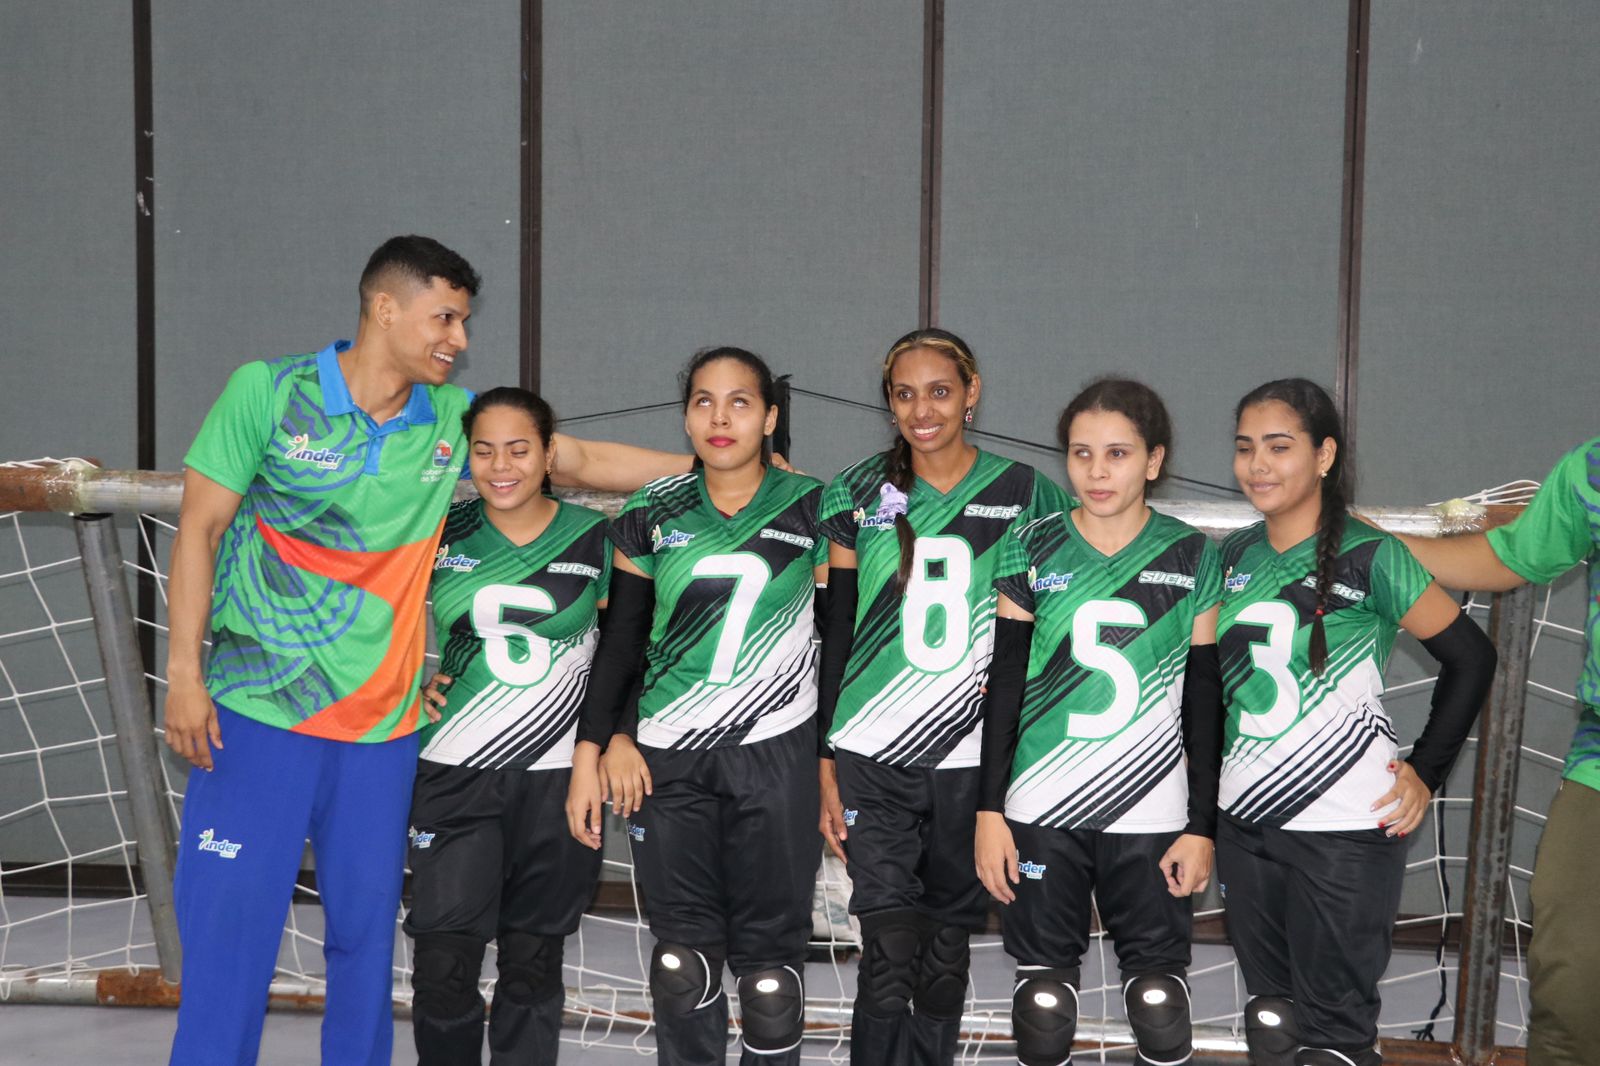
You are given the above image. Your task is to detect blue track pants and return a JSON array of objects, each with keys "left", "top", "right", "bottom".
[{"left": 168, "top": 706, "right": 419, "bottom": 1066}]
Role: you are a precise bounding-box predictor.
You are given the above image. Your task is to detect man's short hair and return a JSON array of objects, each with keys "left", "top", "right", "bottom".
[{"left": 358, "top": 235, "right": 482, "bottom": 314}]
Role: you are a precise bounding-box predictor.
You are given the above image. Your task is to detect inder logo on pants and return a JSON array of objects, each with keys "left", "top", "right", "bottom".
[{"left": 197, "top": 828, "right": 242, "bottom": 859}]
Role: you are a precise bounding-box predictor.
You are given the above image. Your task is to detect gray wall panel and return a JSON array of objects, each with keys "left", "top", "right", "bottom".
[
  {"left": 940, "top": 2, "right": 1348, "bottom": 496},
  {"left": 541, "top": 0, "right": 923, "bottom": 476},
  {"left": 0, "top": 5, "right": 135, "bottom": 467},
  {"left": 1359, "top": 1, "right": 1600, "bottom": 505},
  {"left": 151, "top": 1, "right": 523, "bottom": 467}
]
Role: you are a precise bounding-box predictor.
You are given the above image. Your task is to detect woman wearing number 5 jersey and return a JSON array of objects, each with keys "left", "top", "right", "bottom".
[
  {"left": 404, "top": 388, "right": 612, "bottom": 1065},
  {"left": 569, "top": 347, "right": 826, "bottom": 1066},
  {"left": 975, "top": 379, "right": 1224, "bottom": 1066},
  {"left": 1218, "top": 379, "right": 1496, "bottom": 1066},
  {"left": 816, "top": 329, "right": 1051, "bottom": 1065}
]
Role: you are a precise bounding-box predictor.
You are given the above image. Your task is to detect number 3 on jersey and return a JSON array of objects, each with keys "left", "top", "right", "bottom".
[
  {"left": 472, "top": 583, "right": 557, "bottom": 686},
  {"left": 900, "top": 536, "right": 974, "bottom": 673},
  {"left": 1234, "top": 600, "right": 1302, "bottom": 739},
  {"left": 1066, "top": 599, "right": 1147, "bottom": 739}
]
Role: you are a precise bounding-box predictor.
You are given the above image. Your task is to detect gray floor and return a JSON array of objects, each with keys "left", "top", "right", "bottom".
[{"left": 0, "top": 895, "right": 1528, "bottom": 1063}]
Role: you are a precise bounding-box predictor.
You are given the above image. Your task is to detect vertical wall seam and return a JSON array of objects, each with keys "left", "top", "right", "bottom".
[
  {"left": 1336, "top": 0, "right": 1372, "bottom": 457},
  {"left": 918, "top": 0, "right": 945, "bottom": 329}
]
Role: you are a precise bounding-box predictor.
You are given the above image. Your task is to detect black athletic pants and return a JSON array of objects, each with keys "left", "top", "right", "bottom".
[
  {"left": 835, "top": 751, "right": 988, "bottom": 1066},
  {"left": 405, "top": 760, "right": 602, "bottom": 1065},
  {"left": 1003, "top": 822, "right": 1191, "bottom": 978},
  {"left": 1216, "top": 814, "right": 1406, "bottom": 1058},
  {"left": 629, "top": 722, "right": 819, "bottom": 1066}
]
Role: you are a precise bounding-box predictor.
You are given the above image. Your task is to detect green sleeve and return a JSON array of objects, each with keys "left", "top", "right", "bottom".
[
  {"left": 1487, "top": 445, "right": 1593, "bottom": 583},
  {"left": 607, "top": 488, "right": 657, "bottom": 577},
  {"left": 819, "top": 473, "right": 859, "bottom": 551},
  {"left": 1369, "top": 535, "right": 1433, "bottom": 627},
  {"left": 804, "top": 486, "right": 828, "bottom": 569},
  {"left": 182, "top": 361, "right": 276, "bottom": 495},
  {"left": 992, "top": 526, "right": 1034, "bottom": 614},
  {"left": 1194, "top": 536, "right": 1223, "bottom": 613},
  {"left": 596, "top": 527, "right": 614, "bottom": 601}
]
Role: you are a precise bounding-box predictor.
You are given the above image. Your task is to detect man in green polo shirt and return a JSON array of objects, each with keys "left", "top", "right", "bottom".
[
  {"left": 1400, "top": 436, "right": 1600, "bottom": 1066},
  {"left": 162, "top": 235, "right": 689, "bottom": 1066}
]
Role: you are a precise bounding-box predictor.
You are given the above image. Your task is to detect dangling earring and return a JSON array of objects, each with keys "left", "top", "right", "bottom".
[
  {"left": 888, "top": 416, "right": 897, "bottom": 427},
  {"left": 963, "top": 408, "right": 974, "bottom": 425}
]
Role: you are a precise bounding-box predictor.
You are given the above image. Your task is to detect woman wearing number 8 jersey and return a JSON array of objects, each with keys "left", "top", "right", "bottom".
[
  {"left": 404, "top": 388, "right": 612, "bottom": 1065},
  {"left": 569, "top": 347, "right": 826, "bottom": 1066},
  {"left": 1218, "top": 379, "right": 1496, "bottom": 1066},
  {"left": 816, "top": 329, "right": 1051, "bottom": 1065},
  {"left": 974, "top": 379, "right": 1223, "bottom": 1066}
]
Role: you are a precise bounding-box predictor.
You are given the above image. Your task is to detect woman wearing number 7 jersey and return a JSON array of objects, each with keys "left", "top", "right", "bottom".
[
  {"left": 815, "top": 329, "right": 1053, "bottom": 1065},
  {"left": 1218, "top": 379, "right": 1496, "bottom": 1066},
  {"left": 974, "top": 379, "right": 1224, "bottom": 1066},
  {"left": 567, "top": 347, "right": 827, "bottom": 1066}
]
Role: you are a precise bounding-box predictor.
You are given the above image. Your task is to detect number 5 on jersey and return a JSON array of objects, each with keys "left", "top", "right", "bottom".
[{"left": 1067, "top": 599, "right": 1148, "bottom": 740}]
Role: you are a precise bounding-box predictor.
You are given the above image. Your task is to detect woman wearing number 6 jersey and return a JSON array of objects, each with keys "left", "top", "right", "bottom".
[
  {"left": 405, "top": 388, "right": 611, "bottom": 1065},
  {"left": 816, "top": 329, "right": 1051, "bottom": 1065},
  {"left": 975, "top": 379, "right": 1223, "bottom": 1066},
  {"left": 569, "top": 348, "right": 826, "bottom": 1066},
  {"left": 1218, "top": 380, "right": 1496, "bottom": 1066}
]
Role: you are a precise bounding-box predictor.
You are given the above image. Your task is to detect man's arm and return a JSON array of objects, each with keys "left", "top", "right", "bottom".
[
  {"left": 548, "top": 433, "right": 692, "bottom": 493},
  {"left": 1396, "top": 532, "right": 1527, "bottom": 593},
  {"left": 163, "top": 469, "right": 244, "bottom": 769}
]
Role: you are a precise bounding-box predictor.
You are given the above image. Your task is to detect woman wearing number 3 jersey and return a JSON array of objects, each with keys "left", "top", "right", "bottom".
[
  {"left": 1218, "top": 379, "right": 1496, "bottom": 1066},
  {"left": 404, "top": 388, "right": 612, "bottom": 1065},
  {"left": 569, "top": 348, "right": 826, "bottom": 1066},
  {"left": 816, "top": 329, "right": 1051, "bottom": 1066},
  {"left": 974, "top": 379, "right": 1224, "bottom": 1066}
]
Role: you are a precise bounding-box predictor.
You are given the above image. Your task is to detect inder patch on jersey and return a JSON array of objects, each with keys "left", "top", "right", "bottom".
[
  {"left": 434, "top": 547, "right": 481, "bottom": 573},
  {"left": 1225, "top": 569, "right": 1252, "bottom": 592},
  {"left": 1030, "top": 566, "right": 1074, "bottom": 593},
  {"left": 651, "top": 525, "right": 695, "bottom": 552}
]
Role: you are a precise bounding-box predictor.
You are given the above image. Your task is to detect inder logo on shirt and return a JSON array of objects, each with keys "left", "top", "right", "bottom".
[
  {"left": 651, "top": 525, "right": 694, "bottom": 552},
  {"left": 283, "top": 434, "right": 345, "bottom": 470}
]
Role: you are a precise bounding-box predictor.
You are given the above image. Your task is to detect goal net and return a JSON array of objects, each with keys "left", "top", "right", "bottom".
[{"left": 0, "top": 457, "right": 1573, "bottom": 1063}]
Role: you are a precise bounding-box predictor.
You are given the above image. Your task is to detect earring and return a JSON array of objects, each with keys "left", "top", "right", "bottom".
[
  {"left": 888, "top": 416, "right": 897, "bottom": 427},
  {"left": 1319, "top": 470, "right": 1328, "bottom": 479},
  {"left": 963, "top": 408, "right": 974, "bottom": 425}
]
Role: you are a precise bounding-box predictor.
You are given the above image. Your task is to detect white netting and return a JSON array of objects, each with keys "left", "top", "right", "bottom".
[{"left": 0, "top": 459, "right": 1584, "bottom": 1060}]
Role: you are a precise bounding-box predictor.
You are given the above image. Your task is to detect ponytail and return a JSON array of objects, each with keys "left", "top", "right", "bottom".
[
  {"left": 886, "top": 435, "right": 917, "bottom": 594},
  {"left": 1309, "top": 474, "right": 1347, "bottom": 675}
]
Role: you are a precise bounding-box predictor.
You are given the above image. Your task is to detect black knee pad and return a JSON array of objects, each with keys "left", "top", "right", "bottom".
[
  {"left": 736, "top": 964, "right": 805, "bottom": 1054},
  {"left": 1297, "top": 1046, "right": 1380, "bottom": 1066},
  {"left": 494, "top": 932, "right": 564, "bottom": 1006},
  {"left": 411, "top": 932, "right": 487, "bottom": 1020},
  {"left": 1123, "top": 973, "right": 1192, "bottom": 1065},
  {"left": 856, "top": 911, "right": 924, "bottom": 1017},
  {"left": 1012, "top": 967, "right": 1079, "bottom": 1066},
  {"left": 649, "top": 941, "right": 725, "bottom": 1015},
  {"left": 1244, "top": 996, "right": 1299, "bottom": 1066},
  {"left": 913, "top": 922, "right": 972, "bottom": 1019}
]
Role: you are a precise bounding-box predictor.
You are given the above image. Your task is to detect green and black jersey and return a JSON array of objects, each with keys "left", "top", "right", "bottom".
[
  {"left": 1218, "top": 520, "right": 1431, "bottom": 829},
  {"left": 994, "top": 501, "right": 1221, "bottom": 831},
  {"left": 610, "top": 466, "right": 825, "bottom": 751},
  {"left": 821, "top": 449, "right": 1051, "bottom": 769},
  {"left": 419, "top": 499, "right": 611, "bottom": 771}
]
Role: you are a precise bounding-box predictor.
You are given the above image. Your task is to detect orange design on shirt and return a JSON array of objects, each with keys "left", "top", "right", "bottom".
[{"left": 255, "top": 515, "right": 445, "bottom": 741}]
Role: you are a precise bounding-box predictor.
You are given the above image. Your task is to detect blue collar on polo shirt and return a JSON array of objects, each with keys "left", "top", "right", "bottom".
[{"left": 315, "top": 340, "right": 440, "bottom": 475}]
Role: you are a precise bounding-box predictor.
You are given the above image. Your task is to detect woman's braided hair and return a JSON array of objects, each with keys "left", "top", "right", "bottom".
[
  {"left": 1235, "top": 378, "right": 1350, "bottom": 676},
  {"left": 880, "top": 328, "right": 979, "bottom": 595}
]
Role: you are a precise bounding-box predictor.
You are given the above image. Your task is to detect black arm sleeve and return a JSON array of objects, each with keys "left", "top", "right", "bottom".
[
  {"left": 816, "top": 567, "right": 858, "bottom": 758},
  {"left": 1408, "top": 611, "right": 1498, "bottom": 791},
  {"left": 576, "top": 570, "right": 654, "bottom": 748},
  {"left": 978, "top": 618, "right": 1034, "bottom": 813},
  {"left": 1180, "top": 643, "right": 1223, "bottom": 838}
]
